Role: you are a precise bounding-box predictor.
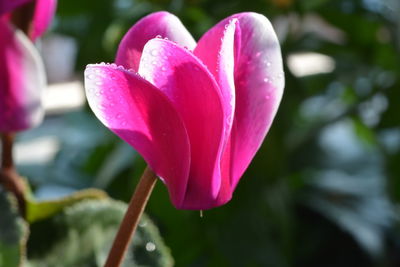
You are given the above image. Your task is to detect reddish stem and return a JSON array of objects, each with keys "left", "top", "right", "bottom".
[
  {"left": 104, "top": 166, "right": 157, "bottom": 267},
  {"left": 0, "top": 133, "right": 26, "bottom": 216}
]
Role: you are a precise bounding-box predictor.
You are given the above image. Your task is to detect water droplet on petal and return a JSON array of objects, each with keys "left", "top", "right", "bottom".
[
  {"left": 86, "top": 74, "right": 96, "bottom": 80},
  {"left": 266, "top": 62, "right": 271, "bottom": 67},
  {"left": 155, "top": 35, "right": 162, "bottom": 39},
  {"left": 95, "top": 81, "right": 103, "bottom": 85},
  {"left": 263, "top": 78, "right": 269, "bottom": 83},
  {"left": 151, "top": 60, "right": 157, "bottom": 65},
  {"left": 151, "top": 49, "right": 158, "bottom": 56},
  {"left": 161, "top": 66, "right": 167, "bottom": 71},
  {"left": 116, "top": 113, "right": 122, "bottom": 119}
]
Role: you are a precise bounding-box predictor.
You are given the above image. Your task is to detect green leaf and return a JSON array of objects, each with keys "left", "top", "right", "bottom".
[
  {"left": 27, "top": 199, "right": 173, "bottom": 267},
  {"left": 0, "top": 189, "right": 29, "bottom": 267},
  {"left": 26, "top": 188, "right": 108, "bottom": 223}
]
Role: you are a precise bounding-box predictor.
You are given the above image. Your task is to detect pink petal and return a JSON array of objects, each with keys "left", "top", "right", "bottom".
[
  {"left": 226, "top": 12, "right": 284, "bottom": 189},
  {"left": 0, "top": 0, "right": 32, "bottom": 16},
  {"left": 84, "top": 64, "right": 191, "bottom": 207},
  {"left": 0, "top": 20, "right": 46, "bottom": 132},
  {"left": 30, "top": 0, "right": 57, "bottom": 41},
  {"left": 115, "top": 11, "right": 196, "bottom": 72},
  {"left": 194, "top": 18, "right": 237, "bottom": 145},
  {"left": 139, "top": 39, "right": 225, "bottom": 209}
]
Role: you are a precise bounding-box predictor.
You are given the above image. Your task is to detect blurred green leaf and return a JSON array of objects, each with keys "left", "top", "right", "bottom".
[
  {"left": 27, "top": 199, "right": 173, "bottom": 267},
  {"left": 0, "top": 189, "right": 28, "bottom": 267},
  {"left": 26, "top": 188, "right": 108, "bottom": 223}
]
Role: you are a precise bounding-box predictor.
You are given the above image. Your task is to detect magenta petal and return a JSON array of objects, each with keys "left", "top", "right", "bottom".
[
  {"left": 0, "top": 20, "right": 46, "bottom": 132},
  {"left": 30, "top": 0, "right": 57, "bottom": 41},
  {"left": 139, "top": 39, "right": 225, "bottom": 209},
  {"left": 84, "top": 64, "right": 191, "bottom": 207},
  {"left": 227, "top": 12, "right": 284, "bottom": 189},
  {"left": 194, "top": 18, "right": 237, "bottom": 142},
  {"left": 0, "top": 0, "right": 32, "bottom": 16},
  {"left": 115, "top": 11, "right": 196, "bottom": 72}
]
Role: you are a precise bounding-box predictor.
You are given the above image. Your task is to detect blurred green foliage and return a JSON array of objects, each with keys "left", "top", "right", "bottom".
[{"left": 11, "top": 0, "right": 400, "bottom": 266}]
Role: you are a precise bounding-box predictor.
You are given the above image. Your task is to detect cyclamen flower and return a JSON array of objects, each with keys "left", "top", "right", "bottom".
[
  {"left": 0, "top": 0, "right": 56, "bottom": 132},
  {"left": 85, "top": 12, "right": 284, "bottom": 210}
]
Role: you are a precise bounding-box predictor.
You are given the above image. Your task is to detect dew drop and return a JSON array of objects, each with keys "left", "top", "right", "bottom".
[
  {"left": 95, "top": 81, "right": 103, "bottom": 86},
  {"left": 155, "top": 35, "right": 162, "bottom": 39},
  {"left": 151, "top": 60, "right": 157, "bottom": 65},
  {"left": 151, "top": 49, "right": 158, "bottom": 56},
  {"left": 116, "top": 113, "right": 122, "bottom": 119},
  {"left": 263, "top": 78, "right": 269, "bottom": 83},
  {"left": 266, "top": 62, "right": 271, "bottom": 67},
  {"left": 145, "top": 242, "right": 156, "bottom": 252},
  {"left": 161, "top": 66, "right": 167, "bottom": 71},
  {"left": 121, "top": 121, "right": 127, "bottom": 126},
  {"left": 86, "top": 74, "right": 96, "bottom": 80}
]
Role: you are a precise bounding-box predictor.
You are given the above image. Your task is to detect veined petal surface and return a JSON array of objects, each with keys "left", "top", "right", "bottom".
[
  {"left": 0, "top": 20, "right": 46, "bottom": 132},
  {"left": 227, "top": 12, "right": 284, "bottom": 189},
  {"left": 194, "top": 18, "right": 237, "bottom": 144},
  {"left": 139, "top": 39, "right": 225, "bottom": 209},
  {"left": 116, "top": 11, "right": 196, "bottom": 72},
  {"left": 84, "top": 64, "right": 191, "bottom": 207}
]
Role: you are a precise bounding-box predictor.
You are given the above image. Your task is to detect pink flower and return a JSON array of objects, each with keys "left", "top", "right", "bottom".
[
  {"left": 85, "top": 12, "right": 284, "bottom": 210},
  {"left": 0, "top": 0, "right": 56, "bottom": 132},
  {"left": 0, "top": 0, "right": 57, "bottom": 41}
]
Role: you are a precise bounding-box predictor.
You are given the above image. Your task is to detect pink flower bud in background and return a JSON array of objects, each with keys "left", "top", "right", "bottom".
[
  {"left": 0, "top": 0, "right": 57, "bottom": 132},
  {"left": 85, "top": 12, "right": 284, "bottom": 210}
]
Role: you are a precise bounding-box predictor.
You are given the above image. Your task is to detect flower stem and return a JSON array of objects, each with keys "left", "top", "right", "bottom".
[
  {"left": 104, "top": 166, "right": 157, "bottom": 267},
  {"left": 0, "top": 133, "right": 26, "bottom": 216}
]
